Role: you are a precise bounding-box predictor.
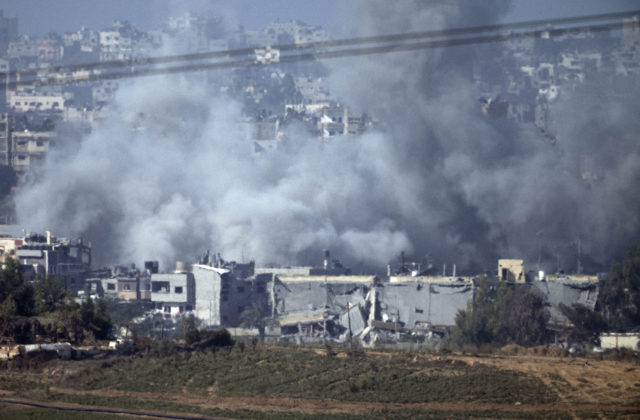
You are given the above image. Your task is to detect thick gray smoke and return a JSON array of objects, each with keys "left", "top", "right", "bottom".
[
  {"left": 327, "top": 0, "right": 640, "bottom": 272},
  {"left": 14, "top": 1, "right": 640, "bottom": 273},
  {"left": 15, "top": 74, "right": 416, "bottom": 269}
]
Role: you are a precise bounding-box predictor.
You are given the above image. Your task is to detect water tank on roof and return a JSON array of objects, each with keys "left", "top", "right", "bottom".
[{"left": 175, "top": 261, "right": 192, "bottom": 273}]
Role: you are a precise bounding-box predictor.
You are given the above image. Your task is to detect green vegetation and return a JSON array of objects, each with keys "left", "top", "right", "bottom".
[
  {"left": 599, "top": 245, "right": 640, "bottom": 330},
  {"left": 60, "top": 345, "right": 556, "bottom": 405},
  {"left": 240, "top": 299, "right": 270, "bottom": 340},
  {"left": 452, "top": 279, "right": 549, "bottom": 347},
  {"left": 103, "top": 299, "right": 153, "bottom": 326},
  {"left": 560, "top": 303, "right": 608, "bottom": 345},
  {"left": 0, "top": 257, "right": 112, "bottom": 344}
]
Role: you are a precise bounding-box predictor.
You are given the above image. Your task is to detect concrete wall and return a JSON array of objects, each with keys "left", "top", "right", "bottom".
[
  {"left": 376, "top": 281, "right": 473, "bottom": 328},
  {"left": 600, "top": 333, "right": 640, "bottom": 350},
  {"left": 271, "top": 278, "right": 369, "bottom": 318},
  {"left": 151, "top": 273, "right": 195, "bottom": 305},
  {"left": 498, "top": 259, "right": 524, "bottom": 282},
  {"left": 533, "top": 280, "right": 598, "bottom": 326},
  {"left": 390, "top": 276, "right": 474, "bottom": 283},
  {"left": 192, "top": 264, "right": 224, "bottom": 327}
]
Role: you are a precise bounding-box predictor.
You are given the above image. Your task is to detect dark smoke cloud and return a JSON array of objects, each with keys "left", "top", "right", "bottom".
[
  {"left": 14, "top": 0, "right": 640, "bottom": 274},
  {"left": 327, "top": 0, "right": 640, "bottom": 272}
]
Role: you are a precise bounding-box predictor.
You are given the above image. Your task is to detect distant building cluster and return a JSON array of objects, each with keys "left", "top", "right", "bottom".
[
  {"left": 0, "top": 10, "right": 637, "bottom": 347},
  {"left": 0, "top": 229, "right": 91, "bottom": 291},
  {"left": 0, "top": 9, "right": 378, "bottom": 199},
  {"left": 0, "top": 228, "right": 603, "bottom": 347},
  {"left": 478, "top": 15, "right": 640, "bottom": 142},
  {"left": 0, "top": 9, "right": 637, "bottom": 192}
]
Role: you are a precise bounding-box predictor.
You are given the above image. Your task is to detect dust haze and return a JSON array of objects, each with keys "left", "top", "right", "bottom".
[{"left": 14, "top": 1, "right": 640, "bottom": 273}]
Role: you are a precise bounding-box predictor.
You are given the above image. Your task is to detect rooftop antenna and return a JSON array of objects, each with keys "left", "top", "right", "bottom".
[
  {"left": 535, "top": 229, "right": 544, "bottom": 271},
  {"left": 576, "top": 237, "right": 583, "bottom": 274}
]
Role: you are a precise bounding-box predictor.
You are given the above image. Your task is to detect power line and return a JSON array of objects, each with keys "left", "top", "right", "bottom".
[
  {"left": 1, "top": 11, "right": 636, "bottom": 90},
  {"left": 6, "top": 9, "right": 638, "bottom": 79}
]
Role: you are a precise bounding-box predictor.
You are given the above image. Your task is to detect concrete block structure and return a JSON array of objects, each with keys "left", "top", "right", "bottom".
[{"left": 151, "top": 272, "right": 196, "bottom": 316}]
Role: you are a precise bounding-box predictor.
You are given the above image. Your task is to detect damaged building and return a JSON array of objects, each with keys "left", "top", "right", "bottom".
[
  {"left": 533, "top": 276, "right": 599, "bottom": 330},
  {"left": 80, "top": 246, "right": 604, "bottom": 348},
  {"left": 269, "top": 275, "right": 373, "bottom": 342},
  {"left": 12, "top": 230, "right": 91, "bottom": 292},
  {"left": 263, "top": 266, "right": 477, "bottom": 346}
]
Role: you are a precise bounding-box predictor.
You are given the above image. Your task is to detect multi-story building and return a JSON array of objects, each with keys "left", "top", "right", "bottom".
[
  {"left": 10, "top": 130, "right": 53, "bottom": 180},
  {"left": 14, "top": 231, "right": 91, "bottom": 292},
  {"left": 263, "top": 20, "right": 327, "bottom": 45},
  {"left": 99, "top": 30, "right": 133, "bottom": 61},
  {"left": 0, "top": 10, "right": 18, "bottom": 55},
  {"left": 7, "top": 36, "right": 39, "bottom": 59},
  {"left": 192, "top": 261, "right": 263, "bottom": 328},
  {"left": 151, "top": 264, "right": 196, "bottom": 317},
  {"left": 0, "top": 113, "right": 9, "bottom": 166},
  {"left": 7, "top": 90, "right": 65, "bottom": 113},
  {"left": 0, "top": 235, "right": 24, "bottom": 265},
  {"left": 317, "top": 106, "right": 367, "bottom": 139}
]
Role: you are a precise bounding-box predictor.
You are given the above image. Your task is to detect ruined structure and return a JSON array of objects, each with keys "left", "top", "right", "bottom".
[{"left": 11, "top": 230, "right": 91, "bottom": 292}]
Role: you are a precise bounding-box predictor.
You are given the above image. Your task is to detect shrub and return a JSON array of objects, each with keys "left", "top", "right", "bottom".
[
  {"left": 149, "top": 339, "right": 179, "bottom": 357},
  {"left": 191, "top": 328, "right": 233, "bottom": 351}
]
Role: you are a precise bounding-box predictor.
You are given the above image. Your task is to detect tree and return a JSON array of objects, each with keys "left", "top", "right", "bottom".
[
  {"left": 599, "top": 246, "right": 640, "bottom": 330},
  {"left": 560, "top": 303, "right": 608, "bottom": 345},
  {"left": 0, "top": 257, "right": 35, "bottom": 319},
  {"left": 453, "top": 278, "right": 549, "bottom": 347},
  {"left": 240, "top": 299, "right": 270, "bottom": 341},
  {"left": 180, "top": 314, "right": 201, "bottom": 345},
  {"left": 34, "top": 275, "right": 69, "bottom": 314},
  {"left": 53, "top": 297, "right": 112, "bottom": 343},
  {"left": 493, "top": 282, "right": 549, "bottom": 347},
  {"left": 80, "top": 297, "right": 111, "bottom": 341},
  {"left": 452, "top": 278, "right": 495, "bottom": 346}
]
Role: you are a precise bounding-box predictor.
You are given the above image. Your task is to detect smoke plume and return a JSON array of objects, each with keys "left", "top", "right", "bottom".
[{"left": 14, "top": 1, "right": 640, "bottom": 273}]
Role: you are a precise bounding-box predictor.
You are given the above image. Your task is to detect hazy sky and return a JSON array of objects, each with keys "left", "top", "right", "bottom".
[{"left": 0, "top": 0, "right": 638, "bottom": 36}]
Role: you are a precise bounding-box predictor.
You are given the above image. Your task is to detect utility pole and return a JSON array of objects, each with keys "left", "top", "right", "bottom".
[
  {"left": 576, "top": 237, "right": 583, "bottom": 274},
  {"left": 347, "top": 302, "right": 353, "bottom": 350}
]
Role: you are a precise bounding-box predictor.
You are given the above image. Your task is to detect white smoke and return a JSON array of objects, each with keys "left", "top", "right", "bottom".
[
  {"left": 14, "top": 1, "right": 640, "bottom": 273},
  {"left": 15, "top": 71, "right": 418, "bottom": 269}
]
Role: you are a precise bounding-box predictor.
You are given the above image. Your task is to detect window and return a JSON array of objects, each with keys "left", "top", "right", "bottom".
[
  {"left": 107, "top": 283, "right": 115, "bottom": 290},
  {"left": 185, "top": 305, "right": 193, "bottom": 311},
  {"left": 174, "top": 286, "right": 183, "bottom": 294},
  {"left": 164, "top": 306, "right": 171, "bottom": 313},
  {"left": 152, "top": 281, "right": 170, "bottom": 293}
]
